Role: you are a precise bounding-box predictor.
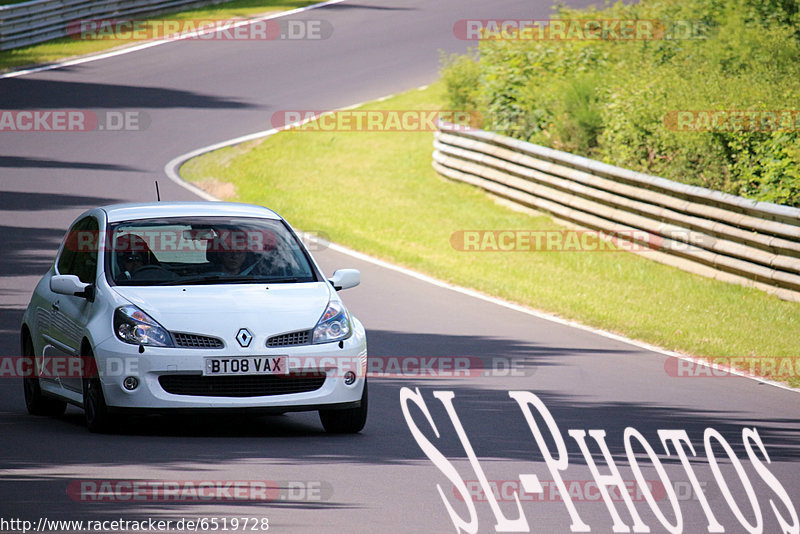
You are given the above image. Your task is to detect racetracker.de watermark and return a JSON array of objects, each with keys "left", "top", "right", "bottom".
[
  {"left": 664, "top": 110, "right": 800, "bottom": 132},
  {"left": 67, "top": 479, "right": 332, "bottom": 502},
  {"left": 450, "top": 230, "right": 664, "bottom": 252},
  {"left": 665, "top": 356, "right": 800, "bottom": 380},
  {"left": 286, "top": 355, "right": 531, "bottom": 378},
  {"left": 0, "top": 110, "right": 148, "bottom": 132},
  {"left": 60, "top": 229, "right": 330, "bottom": 253},
  {"left": 272, "top": 110, "right": 482, "bottom": 132},
  {"left": 453, "top": 19, "right": 708, "bottom": 40},
  {"left": 67, "top": 18, "right": 333, "bottom": 41}
]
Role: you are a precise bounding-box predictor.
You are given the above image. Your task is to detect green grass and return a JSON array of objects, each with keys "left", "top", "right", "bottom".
[
  {"left": 182, "top": 82, "right": 800, "bottom": 386},
  {"left": 0, "top": 0, "right": 316, "bottom": 73}
]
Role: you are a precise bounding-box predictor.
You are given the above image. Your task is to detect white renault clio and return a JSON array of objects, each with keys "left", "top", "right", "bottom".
[{"left": 20, "top": 202, "right": 367, "bottom": 433}]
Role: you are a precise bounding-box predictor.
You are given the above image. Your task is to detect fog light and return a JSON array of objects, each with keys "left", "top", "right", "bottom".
[
  {"left": 343, "top": 371, "right": 356, "bottom": 385},
  {"left": 123, "top": 376, "right": 139, "bottom": 390}
]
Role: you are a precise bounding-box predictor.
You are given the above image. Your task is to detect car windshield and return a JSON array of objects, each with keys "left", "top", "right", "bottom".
[{"left": 106, "top": 216, "right": 317, "bottom": 286}]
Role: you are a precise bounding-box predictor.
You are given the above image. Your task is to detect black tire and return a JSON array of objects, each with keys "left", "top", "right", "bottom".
[
  {"left": 82, "top": 349, "right": 113, "bottom": 433},
  {"left": 21, "top": 334, "right": 67, "bottom": 417},
  {"left": 319, "top": 380, "right": 368, "bottom": 434}
]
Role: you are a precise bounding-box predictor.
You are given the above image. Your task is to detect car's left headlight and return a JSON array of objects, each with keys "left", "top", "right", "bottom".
[{"left": 312, "top": 300, "right": 352, "bottom": 344}]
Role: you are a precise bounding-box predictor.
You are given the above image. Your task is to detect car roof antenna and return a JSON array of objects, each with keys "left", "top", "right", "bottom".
[{"left": 155, "top": 180, "right": 161, "bottom": 201}]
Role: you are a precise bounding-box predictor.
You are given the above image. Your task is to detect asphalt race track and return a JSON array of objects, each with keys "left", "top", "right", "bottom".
[{"left": 1, "top": 1, "right": 799, "bottom": 533}]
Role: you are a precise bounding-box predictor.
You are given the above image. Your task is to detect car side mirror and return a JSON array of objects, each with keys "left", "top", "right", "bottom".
[
  {"left": 328, "top": 269, "right": 360, "bottom": 291},
  {"left": 51, "top": 275, "right": 94, "bottom": 301}
]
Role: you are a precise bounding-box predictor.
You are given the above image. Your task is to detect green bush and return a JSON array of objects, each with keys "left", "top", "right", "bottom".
[
  {"left": 441, "top": 0, "right": 800, "bottom": 206},
  {"left": 439, "top": 51, "right": 482, "bottom": 112}
]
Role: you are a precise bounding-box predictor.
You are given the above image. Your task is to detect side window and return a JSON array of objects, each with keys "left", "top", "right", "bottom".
[{"left": 57, "top": 217, "right": 99, "bottom": 284}]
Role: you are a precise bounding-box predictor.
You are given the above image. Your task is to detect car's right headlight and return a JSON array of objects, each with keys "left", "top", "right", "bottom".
[{"left": 113, "top": 305, "right": 173, "bottom": 347}]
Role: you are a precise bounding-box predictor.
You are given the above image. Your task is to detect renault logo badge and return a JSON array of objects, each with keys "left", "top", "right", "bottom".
[{"left": 236, "top": 328, "right": 253, "bottom": 348}]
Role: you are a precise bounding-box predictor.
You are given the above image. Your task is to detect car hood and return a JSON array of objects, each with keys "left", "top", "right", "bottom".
[{"left": 111, "top": 282, "right": 333, "bottom": 339}]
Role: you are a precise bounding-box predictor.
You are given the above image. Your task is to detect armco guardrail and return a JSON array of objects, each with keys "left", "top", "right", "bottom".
[
  {"left": 433, "top": 123, "right": 800, "bottom": 303},
  {"left": 0, "top": 0, "right": 222, "bottom": 51}
]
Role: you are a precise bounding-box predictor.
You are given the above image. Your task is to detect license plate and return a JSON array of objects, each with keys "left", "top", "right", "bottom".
[{"left": 204, "top": 356, "right": 285, "bottom": 376}]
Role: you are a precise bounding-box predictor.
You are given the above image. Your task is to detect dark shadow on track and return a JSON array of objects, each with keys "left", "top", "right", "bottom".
[
  {"left": 325, "top": 3, "right": 416, "bottom": 10},
  {"left": 0, "top": 192, "right": 120, "bottom": 212},
  {"left": 0, "top": 79, "right": 256, "bottom": 109},
  {"left": 367, "top": 328, "right": 631, "bottom": 359},
  {"left": 0, "top": 157, "right": 141, "bottom": 172}
]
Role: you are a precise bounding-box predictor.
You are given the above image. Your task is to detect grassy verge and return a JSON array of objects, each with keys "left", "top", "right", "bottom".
[
  {"left": 182, "top": 82, "right": 800, "bottom": 387},
  {"left": 0, "top": 0, "right": 316, "bottom": 73}
]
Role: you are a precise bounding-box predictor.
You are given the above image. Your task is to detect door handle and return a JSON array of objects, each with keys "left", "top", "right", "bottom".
[{"left": 51, "top": 301, "right": 60, "bottom": 312}]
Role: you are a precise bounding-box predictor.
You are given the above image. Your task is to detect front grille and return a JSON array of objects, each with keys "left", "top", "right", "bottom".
[
  {"left": 158, "top": 373, "right": 326, "bottom": 397},
  {"left": 174, "top": 333, "right": 224, "bottom": 349},
  {"left": 267, "top": 330, "right": 312, "bottom": 347}
]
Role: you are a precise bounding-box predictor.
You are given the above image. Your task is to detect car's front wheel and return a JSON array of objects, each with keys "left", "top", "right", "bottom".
[
  {"left": 21, "top": 333, "right": 67, "bottom": 417},
  {"left": 319, "top": 381, "right": 368, "bottom": 434},
  {"left": 82, "top": 349, "right": 112, "bottom": 433}
]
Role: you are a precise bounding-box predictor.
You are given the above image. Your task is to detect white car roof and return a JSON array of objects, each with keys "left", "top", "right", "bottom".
[{"left": 100, "top": 202, "right": 282, "bottom": 223}]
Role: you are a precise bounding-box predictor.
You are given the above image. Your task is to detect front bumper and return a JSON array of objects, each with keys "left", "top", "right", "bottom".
[{"left": 93, "top": 321, "right": 367, "bottom": 411}]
